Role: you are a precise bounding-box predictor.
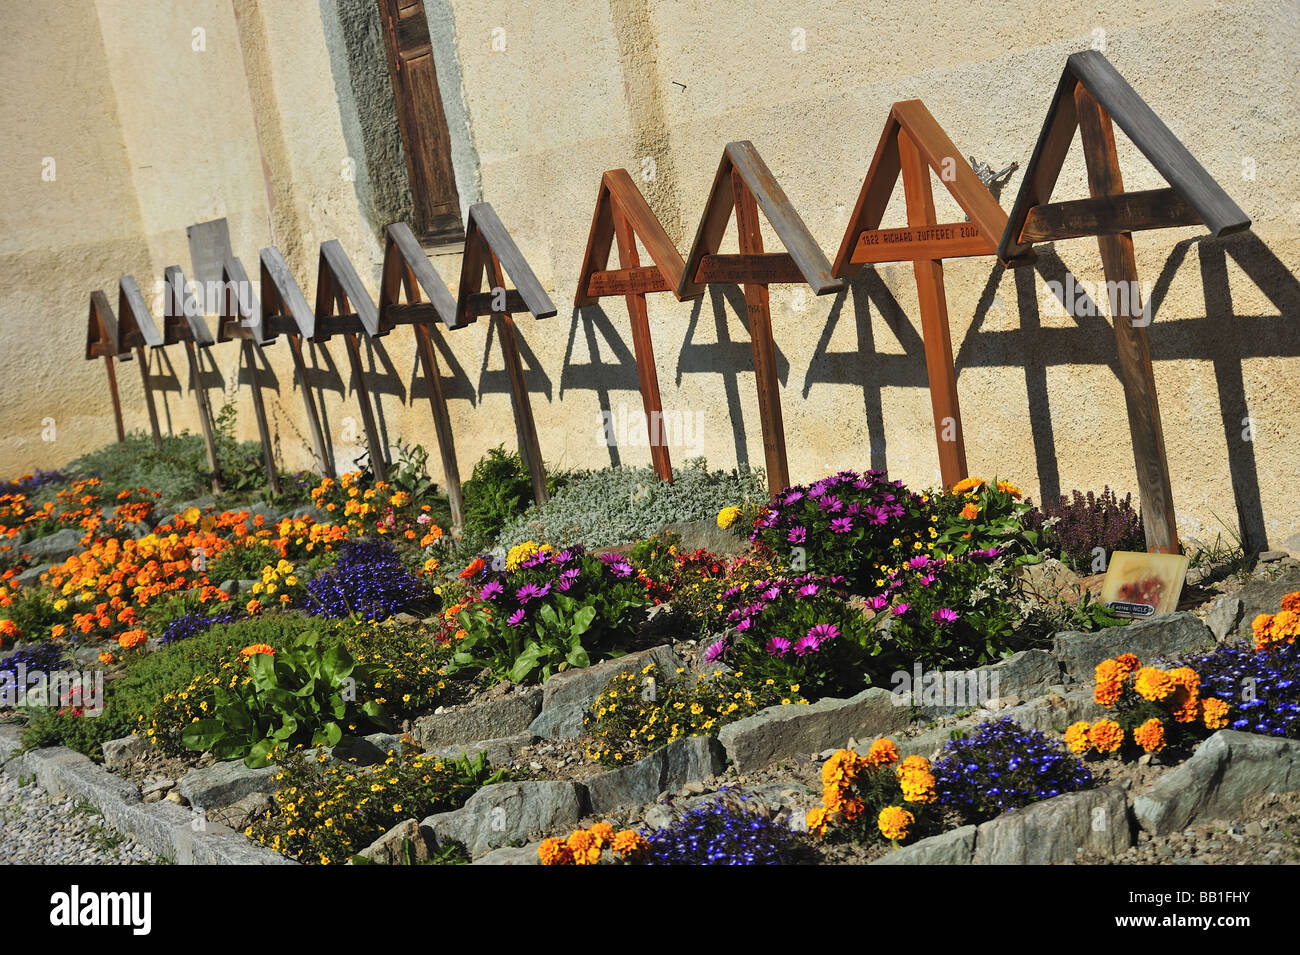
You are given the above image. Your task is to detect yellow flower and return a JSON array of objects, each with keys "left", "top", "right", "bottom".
[{"left": 716, "top": 506, "right": 742, "bottom": 530}]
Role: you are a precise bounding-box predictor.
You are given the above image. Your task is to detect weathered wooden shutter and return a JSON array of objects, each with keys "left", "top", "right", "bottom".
[{"left": 378, "top": 0, "right": 464, "bottom": 247}]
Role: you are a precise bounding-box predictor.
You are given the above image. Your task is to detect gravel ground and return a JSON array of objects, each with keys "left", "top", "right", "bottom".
[{"left": 0, "top": 772, "right": 160, "bottom": 865}]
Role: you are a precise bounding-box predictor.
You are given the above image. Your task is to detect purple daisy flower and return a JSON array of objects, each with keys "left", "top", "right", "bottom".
[
  {"left": 867, "top": 594, "right": 889, "bottom": 612},
  {"left": 918, "top": 574, "right": 937, "bottom": 587},
  {"left": 516, "top": 582, "right": 542, "bottom": 603},
  {"left": 830, "top": 517, "right": 853, "bottom": 534},
  {"left": 793, "top": 635, "right": 820, "bottom": 656},
  {"left": 932, "top": 608, "right": 959, "bottom": 625},
  {"left": 907, "top": 555, "right": 931, "bottom": 570},
  {"left": 784, "top": 489, "right": 804, "bottom": 506},
  {"left": 507, "top": 608, "right": 527, "bottom": 627},
  {"left": 765, "top": 636, "right": 792, "bottom": 656},
  {"left": 807, "top": 623, "right": 839, "bottom": 644},
  {"left": 863, "top": 505, "right": 890, "bottom": 525},
  {"left": 818, "top": 495, "right": 843, "bottom": 514},
  {"left": 607, "top": 560, "right": 634, "bottom": 578},
  {"left": 787, "top": 526, "right": 807, "bottom": 544},
  {"left": 736, "top": 616, "right": 753, "bottom": 633},
  {"left": 892, "top": 602, "right": 910, "bottom": 616},
  {"left": 798, "top": 582, "right": 820, "bottom": 598},
  {"left": 763, "top": 586, "right": 780, "bottom": 601},
  {"left": 478, "top": 579, "right": 504, "bottom": 600},
  {"left": 702, "top": 639, "right": 728, "bottom": 663}
]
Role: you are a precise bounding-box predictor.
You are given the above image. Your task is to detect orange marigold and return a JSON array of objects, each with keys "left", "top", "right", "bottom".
[
  {"left": 1087, "top": 719, "right": 1125, "bottom": 754},
  {"left": 459, "top": 557, "right": 485, "bottom": 580},
  {"left": 537, "top": 837, "right": 572, "bottom": 865},
  {"left": 1201, "top": 697, "right": 1230, "bottom": 731},
  {"left": 1281, "top": 591, "right": 1300, "bottom": 612},
  {"left": 117, "top": 629, "right": 147, "bottom": 650},
  {"left": 1133, "top": 718, "right": 1166, "bottom": 753},
  {"left": 611, "top": 829, "right": 648, "bottom": 860},
  {"left": 240, "top": 643, "right": 275, "bottom": 657},
  {"left": 877, "top": 805, "right": 914, "bottom": 841},
  {"left": 1133, "top": 667, "right": 1176, "bottom": 702},
  {"left": 1064, "top": 720, "right": 1091, "bottom": 754},
  {"left": 1114, "top": 653, "right": 1140, "bottom": 678},
  {"left": 960, "top": 503, "right": 980, "bottom": 521},
  {"left": 1093, "top": 679, "right": 1123, "bottom": 707},
  {"left": 864, "top": 737, "right": 900, "bottom": 767},
  {"left": 566, "top": 829, "right": 601, "bottom": 865},
  {"left": 805, "top": 807, "right": 829, "bottom": 839},
  {"left": 588, "top": 822, "right": 615, "bottom": 848}
]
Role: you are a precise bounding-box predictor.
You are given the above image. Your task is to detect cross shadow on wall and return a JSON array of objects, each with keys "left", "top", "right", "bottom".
[
  {"left": 561, "top": 306, "right": 641, "bottom": 468},
  {"left": 475, "top": 317, "right": 553, "bottom": 467},
  {"left": 954, "top": 232, "right": 1298, "bottom": 552},
  {"left": 673, "top": 284, "right": 791, "bottom": 472}
]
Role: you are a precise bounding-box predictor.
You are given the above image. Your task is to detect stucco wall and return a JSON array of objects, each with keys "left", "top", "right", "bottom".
[{"left": 2, "top": 0, "right": 1297, "bottom": 549}]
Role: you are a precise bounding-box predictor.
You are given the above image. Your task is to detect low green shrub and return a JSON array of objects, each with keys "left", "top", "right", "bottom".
[
  {"left": 459, "top": 446, "right": 559, "bottom": 552},
  {"left": 498, "top": 458, "right": 765, "bottom": 550}
]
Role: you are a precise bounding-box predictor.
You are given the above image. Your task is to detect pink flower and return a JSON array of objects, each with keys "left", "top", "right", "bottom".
[
  {"left": 932, "top": 608, "right": 958, "bottom": 625},
  {"left": 891, "top": 603, "right": 910, "bottom": 616}
]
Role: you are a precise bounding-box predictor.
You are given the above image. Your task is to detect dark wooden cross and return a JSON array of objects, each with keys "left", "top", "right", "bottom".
[
  {"left": 377, "top": 221, "right": 465, "bottom": 530},
  {"left": 453, "top": 203, "right": 557, "bottom": 505},
  {"left": 575, "top": 169, "right": 698, "bottom": 483},
  {"left": 998, "top": 51, "right": 1251, "bottom": 554},
  {"left": 116, "top": 276, "right": 166, "bottom": 450},
  {"left": 833, "top": 100, "right": 1010, "bottom": 490},
  {"left": 678, "top": 141, "right": 844, "bottom": 495},
  {"left": 215, "top": 255, "right": 281, "bottom": 496},
  {"left": 84, "top": 291, "right": 126, "bottom": 445},
  {"left": 162, "top": 266, "right": 223, "bottom": 493},
  {"left": 313, "top": 240, "right": 390, "bottom": 484},
  {"left": 257, "top": 246, "right": 334, "bottom": 479}
]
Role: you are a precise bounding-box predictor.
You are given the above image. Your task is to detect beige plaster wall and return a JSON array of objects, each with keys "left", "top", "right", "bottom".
[{"left": 2, "top": 0, "right": 1296, "bottom": 551}]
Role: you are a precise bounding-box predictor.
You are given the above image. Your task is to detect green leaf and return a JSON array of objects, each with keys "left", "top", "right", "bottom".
[
  {"left": 570, "top": 605, "right": 596, "bottom": 637},
  {"left": 508, "top": 643, "right": 547, "bottom": 684},
  {"left": 248, "top": 652, "right": 279, "bottom": 692},
  {"left": 321, "top": 644, "right": 355, "bottom": 685},
  {"left": 180, "top": 719, "right": 226, "bottom": 753}
]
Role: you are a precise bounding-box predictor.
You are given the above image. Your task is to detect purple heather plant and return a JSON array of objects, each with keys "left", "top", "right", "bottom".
[
  {"left": 303, "top": 538, "right": 430, "bottom": 621},
  {"left": 641, "top": 795, "right": 813, "bottom": 865},
  {"left": 751, "top": 469, "right": 925, "bottom": 596},
  {"left": 933, "top": 717, "right": 1094, "bottom": 822},
  {"left": 1025, "top": 487, "right": 1145, "bottom": 574}
]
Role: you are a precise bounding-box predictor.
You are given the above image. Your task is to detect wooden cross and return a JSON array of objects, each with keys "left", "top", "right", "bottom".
[
  {"left": 162, "top": 267, "right": 223, "bottom": 493},
  {"left": 257, "top": 246, "right": 334, "bottom": 479},
  {"left": 453, "top": 203, "right": 557, "bottom": 505},
  {"left": 84, "top": 291, "right": 126, "bottom": 445},
  {"left": 214, "top": 255, "right": 280, "bottom": 496},
  {"left": 575, "top": 169, "right": 698, "bottom": 483},
  {"left": 313, "top": 240, "right": 390, "bottom": 484},
  {"left": 378, "top": 221, "right": 465, "bottom": 531},
  {"left": 833, "top": 100, "right": 1009, "bottom": 490},
  {"left": 678, "top": 141, "right": 844, "bottom": 495},
  {"left": 998, "top": 51, "right": 1251, "bottom": 554},
  {"left": 116, "top": 276, "right": 165, "bottom": 450}
]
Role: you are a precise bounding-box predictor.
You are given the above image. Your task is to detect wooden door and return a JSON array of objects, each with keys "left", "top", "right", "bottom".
[{"left": 377, "top": 0, "right": 464, "bottom": 247}]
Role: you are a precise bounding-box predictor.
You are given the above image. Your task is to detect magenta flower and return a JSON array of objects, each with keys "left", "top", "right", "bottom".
[
  {"left": 907, "top": 555, "right": 931, "bottom": 570},
  {"left": 798, "top": 582, "right": 820, "bottom": 598},
  {"left": 892, "top": 602, "right": 910, "bottom": 616},
  {"left": 867, "top": 594, "right": 889, "bottom": 612},
  {"left": 784, "top": 489, "right": 804, "bottom": 506},
  {"left": 763, "top": 586, "right": 780, "bottom": 601},
  {"left": 507, "top": 608, "right": 527, "bottom": 627},
  {"left": 478, "top": 580, "right": 504, "bottom": 600},
  {"left": 932, "top": 608, "right": 959, "bottom": 625},
  {"left": 702, "top": 639, "right": 728, "bottom": 663},
  {"left": 818, "top": 495, "right": 843, "bottom": 514},
  {"left": 793, "top": 635, "right": 821, "bottom": 656},
  {"left": 515, "top": 582, "right": 542, "bottom": 603},
  {"left": 736, "top": 617, "right": 752, "bottom": 633},
  {"left": 807, "top": 623, "right": 839, "bottom": 644},
  {"left": 863, "top": 505, "right": 890, "bottom": 525},
  {"left": 830, "top": 517, "right": 853, "bottom": 534},
  {"left": 765, "top": 636, "right": 792, "bottom": 656},
  {"left": 787, "top": 526, "right": 807, "bottom": 544}
]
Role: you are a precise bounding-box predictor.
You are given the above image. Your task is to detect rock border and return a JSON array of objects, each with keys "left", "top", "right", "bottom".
[{"left": 0, "top": 725, "right": 295, "bottom": 865}]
